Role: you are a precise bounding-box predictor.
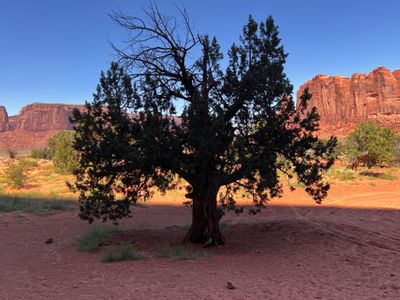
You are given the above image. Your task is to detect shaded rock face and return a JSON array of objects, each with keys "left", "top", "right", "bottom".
[
  {"left": 297, "top": 67, "right": 400, "bottom": 136},
  {"left": 0, "top": 106, "right": 8, "bottom": 132},
  {"left": 16, "top": 103, "right": 84, "bottom": 131}
]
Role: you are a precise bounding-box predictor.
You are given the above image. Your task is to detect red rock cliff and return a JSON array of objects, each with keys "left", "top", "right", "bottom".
[
  {"left": 0, "top": 103, "right": 85, "bottom": 149},
  {"left": 0, "top": 106, "right": 8, "bottom": 132},
  {"left": 297, "top": 67, "right": 400, "bottom": 136},
  {"left": 16, "top": 103, "right": 84, "bottom": 131}
]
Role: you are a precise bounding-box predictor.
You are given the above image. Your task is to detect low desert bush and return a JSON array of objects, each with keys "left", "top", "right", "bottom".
[
  {"left": 328, "top": 168, "right": 357, "bottom": 181},
  {"left": 30, "top": 148, "right": 52, "bottom": 160},
  {"left": 76, "top": 225, "right": 119, "bottom": 252},
  {"left": 19, "top": 158, "right": 39, "bottom": 170},
  {"left": 153, "top": 242, "right": 207, "bottom": 260},
  {"left": 102, "top": 244, "right": 145, "bottom": 262},
  {"left": 4, "top": 161, "right": 27, "bottom": 189},
  {"left": 153, "top": 241, "right": 172, "bottom": 257},
  {"left": 0, "top": 196, "right": 74, "bottom": 213},
  {"left": 359, "top": 171, "right": 397, "bottom": 181}
]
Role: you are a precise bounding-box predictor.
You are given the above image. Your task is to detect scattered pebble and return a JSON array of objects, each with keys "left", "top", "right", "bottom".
[{"left": 227, "top": 281, "right": 236, "bottom": 290}]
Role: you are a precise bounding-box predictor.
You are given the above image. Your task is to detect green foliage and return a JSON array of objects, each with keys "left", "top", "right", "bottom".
[
  {"left": 76, "top": 225, "right": 118, "bottom": 252},
  {"left": 359, "top": 171, "right": 397, "bottom": 181},
  {"left": 4, "top": 161, "right": 27, "bottom": 189},
  {"left": 342, "top": 122, "right": 399, "bottom": 169},
  {"left": 153, "top": 241, "right": 172, "bottom": 257},
  {"left": 0, "top": 195, "right": 74, "bottom": 213},
  {"left": 30, "top": 148, "right": 52, "bottom": 160},
  {"left": 101, "top": 244, "right": 145, "bottom": 262},
  {"left": 19, "top": 158, "right": 39, "bottom": 170},
  {"left": 153, "top": 242, "right": 207, "bottom": 260},
  {"left": 72, "top": 7, "right": 336, "bottom": 245},
  {"left": 170, "top": 244, "right": 208, "bottom": 260},
  {"left": 328, "top": 168, "right": 357, "bottom": 181},
  {"left": 48, "top": 131, "right": 78, "bottom": 173}
]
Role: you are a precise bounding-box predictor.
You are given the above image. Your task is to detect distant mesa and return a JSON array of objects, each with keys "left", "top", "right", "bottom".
[
  {"left": 296, "top": 66, "right": 400, "bottom": 137},
  {"left": 0, "top": 103, "right": 85, "bottom": 133},
  {"left": 2, "top": 67, "right": 400, "bottom": 149},
  {"left": 0, "top": 103, "right": 84, "bottom": 149}
]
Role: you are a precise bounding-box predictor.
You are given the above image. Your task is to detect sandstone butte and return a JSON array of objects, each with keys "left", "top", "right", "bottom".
[
  {"left": 297, "top": 66, "right": 400, "bottom": 137},
  {"left": 0, "top": 103, "right": 84, "bottom": 149}
]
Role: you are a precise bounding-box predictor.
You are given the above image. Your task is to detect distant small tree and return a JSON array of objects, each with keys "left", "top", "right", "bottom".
[
  {"left": 6, "top": 148, "right": 17, "bottom": 159},
  {"left": 343, "top": 122, "right": 398, "bottom": 169},
  {"left": 5, "top": 161, "right": 27, "bottom": 189},
  {"left": 48, "top": 131, "right": 78, "bottom": 173}
]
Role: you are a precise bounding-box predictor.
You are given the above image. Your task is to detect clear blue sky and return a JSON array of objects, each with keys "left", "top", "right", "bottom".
[{"left": 1, "top": 0, "right": 400, "bottom": 115}]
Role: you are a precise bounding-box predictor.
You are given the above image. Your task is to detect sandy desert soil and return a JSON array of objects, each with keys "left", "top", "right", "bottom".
[{"left": 1, "top": 180, "right": 400, "bottom": 299}]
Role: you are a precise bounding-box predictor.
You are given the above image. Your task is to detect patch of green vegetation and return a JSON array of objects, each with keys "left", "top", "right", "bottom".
[
  {"left": 48, "top": 131, "right": 78, "bottom": 174},
  {"left": 327, "top": 168, "right": 357, "bottom": 181},
  {"left": 153, "top": 241, "right": 172, "bottom": 257},
  {"left": 76, "top": 225, "right": 119, "bottom": 252},
  {"left": 179, "top": 223, "right": 191, "bottom": 230},
  {"left": 4, "top": 161, "right": 27, "bottom": 188},
  {"left": 101, "top": 244, "right": 145, "bottom": 262},
  {"left": 18, "top": 158, "right": 38, "bottom": 169},
  {"left": 0, "top": 195, "right": 75, "bottom": 214},
  {"left": 30, "top": 148, "right": 52, "bottom": 160},
  {"left": 153, "top": 242, "right": 208, "bottom": 260},
  {"left": 171, "top": 244, "right": 208, "bottom": 260},
  {"left": 288, "top": 181, "right": 306, "bottom": 188},
  {"left": 359, "top": 171, "right": 397, "bottom": 181}
]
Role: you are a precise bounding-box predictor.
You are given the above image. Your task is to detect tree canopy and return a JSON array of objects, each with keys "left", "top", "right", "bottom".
[
  {"left": 342, "top": 122, "right": 399, "bottom": 169},
  {"left": 48, "top": 130, "right": 78, "bottom": 174},
  {"left": 72, "top": 5, "right": 336, "bottom": 246}
]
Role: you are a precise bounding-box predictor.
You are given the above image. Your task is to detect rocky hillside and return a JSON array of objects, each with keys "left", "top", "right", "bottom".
[
  {"left": 0, "top": 103, "right": 84, "bottom": 149},
  {"left": 297, "top": 67, "right": 400, "bottom": 137}
]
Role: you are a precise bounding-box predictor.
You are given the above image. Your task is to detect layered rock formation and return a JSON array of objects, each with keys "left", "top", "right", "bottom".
[
  {"left": 0, "top": 103, "right": 84, "bottom": 133},
  {"left": 297, "top": 67, "right": 400, "bottom": 136},
  {"left": 0, "top": 103, "right": 84, "bottom": 149},
  {"left": 16, "top": 103, "right": 84, "bottom": 131},
  {"left": 0, "top": 106, "right": 8, "bottom": 132}
]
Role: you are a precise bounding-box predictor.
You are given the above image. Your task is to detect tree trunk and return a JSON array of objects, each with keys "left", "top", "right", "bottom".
[{"left": 183, "top": 182, "right": 225, "bottom": 246}]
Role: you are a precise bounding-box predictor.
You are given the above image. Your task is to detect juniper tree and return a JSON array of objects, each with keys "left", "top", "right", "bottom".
[{"left": 72, "top": 5, "right": 336, "bottom": 246}]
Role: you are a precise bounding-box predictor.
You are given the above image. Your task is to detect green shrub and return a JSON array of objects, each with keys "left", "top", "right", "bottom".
[
  {"left": 76, "top": 225, "right": 119, "bottom": 252},
  {"left": 171, "top": 244, "right": 207, "bottom": 260},
  {"left": 4, "top": 161, "right": 27, "bottom": 189},
  {"left": 101, "top": 244, "right": 145, "bottom": 262},
  {"left": 153, "top": 242, "right": 207, "bottom": 260},
  {"left": 342, "top": 122, "right": 399, "bottom": 169},
  {"left": 328, "top": 168, "right": 357, "bottom": 181},
  {"left": 48, "top": 131, "right": 78, "bottom": 173},
  {"left": 359, "top": 171, "right": 397, "bottom": 181},
  {"left": 153, "top": 241, "right": 172, "bottom": 257},
  {"left": 30, "top": 148, "right": 52, "bottom": 160},
  {"left": 19, "top": 158, "right": 39, "bottom": 170},
  {"left": 0, "top": 196, "right": 74, "bottom": 213}
]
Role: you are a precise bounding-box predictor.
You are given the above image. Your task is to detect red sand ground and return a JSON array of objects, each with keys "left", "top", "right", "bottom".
[{"left": 1, "top": 181, "right": 400, "bottom": 299}]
